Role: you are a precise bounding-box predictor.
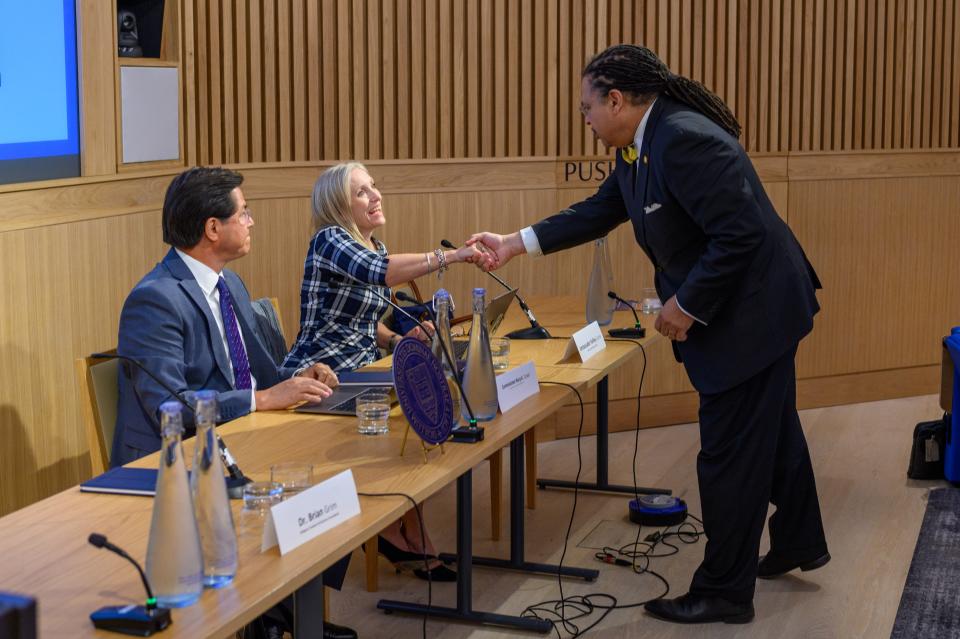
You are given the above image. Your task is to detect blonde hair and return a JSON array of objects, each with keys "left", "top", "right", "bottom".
[{"left": 310, "top": 162, "right": 372, "bottom": 246}]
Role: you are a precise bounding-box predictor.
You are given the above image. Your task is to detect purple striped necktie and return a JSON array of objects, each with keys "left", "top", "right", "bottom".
[{"left": 216, "top": 277, "right": 252, "bottom": 390}]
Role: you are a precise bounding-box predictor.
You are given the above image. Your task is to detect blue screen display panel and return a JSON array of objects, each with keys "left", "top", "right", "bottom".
[{"left": 0, "top": 0, "right": 81, "bottom": 185}]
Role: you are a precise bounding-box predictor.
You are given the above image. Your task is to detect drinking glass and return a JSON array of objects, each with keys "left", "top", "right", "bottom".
[
  {"left": 639, "top": 288, "right": 662, "bottom": 314},
  {"left": 490, "top": 337, "right": 511, "bottom": 371},
  {"left": 270, "top": 462, "right": 314, "bottom": 499},
  {"left": 241, "top": 481, "right": 283, "bottom": 514},
  {"left": 356, "top": 389, "right": 391, "bottom": 435}
]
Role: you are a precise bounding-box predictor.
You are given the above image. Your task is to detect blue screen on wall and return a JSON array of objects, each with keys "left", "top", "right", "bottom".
[{"left": 0, "top": 0, "right": 81, "bottom": 185}]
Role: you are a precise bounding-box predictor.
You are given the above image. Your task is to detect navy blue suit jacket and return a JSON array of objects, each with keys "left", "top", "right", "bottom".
[
  {"left": 111, "top": 248, "right": 296, "bottom": 466},
  {"left": 533, "top": 96, "right": 821, "bottom": 394}
]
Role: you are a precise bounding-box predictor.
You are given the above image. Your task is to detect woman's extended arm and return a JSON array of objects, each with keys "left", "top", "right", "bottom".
[{"left": 383, "top": 245, "right": 483, "bottom": 287}]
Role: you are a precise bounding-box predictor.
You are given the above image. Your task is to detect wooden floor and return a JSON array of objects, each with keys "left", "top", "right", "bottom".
[{"left": 329, "top": 394, "right": 946, "bottom": 638}]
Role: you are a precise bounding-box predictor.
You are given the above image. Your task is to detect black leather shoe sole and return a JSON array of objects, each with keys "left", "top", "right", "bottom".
[
  {"left": 646, "top": 606, "right": 754, "bottom": 624},
  {"left": 757, "top": 551, "right": 831, "bottom": 579},
  {"left": 644, "top": 596, "right": 755, "bottom": 624}
]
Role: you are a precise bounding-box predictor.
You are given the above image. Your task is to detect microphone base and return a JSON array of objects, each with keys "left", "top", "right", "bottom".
[
  {"left": 226, "top": 475, "right": 253, "bottom": 500},
  {"left": 608, "top": 327, "right": 646, "bottom": 339},
  {"left": 90, "top": 604, "right": 171, "bottom": 636},
  {"left": 449, "top": 425, "right": 485, "bottom": 443},
  {"left": 505, "top": 325, "right": 552, "bottom": 340}
]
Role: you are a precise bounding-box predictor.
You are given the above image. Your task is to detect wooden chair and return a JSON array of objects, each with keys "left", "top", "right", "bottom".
[{"left": 75, "top": 350, "right": 120, "bottom": 476}]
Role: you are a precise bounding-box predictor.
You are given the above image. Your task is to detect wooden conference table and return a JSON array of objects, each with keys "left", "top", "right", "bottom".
[{"left": 0, "top": 297, "right": 657, "bottom": 638}]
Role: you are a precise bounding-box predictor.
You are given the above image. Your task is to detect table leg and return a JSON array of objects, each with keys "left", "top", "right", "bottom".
[
  {"left": 293, "top": 573, "right": 325, "bottom": 637},
  {"left": 378, "top": 470, "right": 553, "bottom": 633},
  {"left": 536, "top": 376, "right": 671, "bottom": 496},
  {"left": 440, "top": 434, "right": 598, "bottom": 581}
]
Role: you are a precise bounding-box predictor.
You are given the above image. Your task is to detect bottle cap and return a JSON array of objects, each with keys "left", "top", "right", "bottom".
[
  {"left": 195, "top": 390, "right": 216, "bottom": 402},
  {"left": 472, "top": 287, "right": 486, "bottom": 295},
  {"left": 159, "top": 400, "right": 182, "bottom": 414}
]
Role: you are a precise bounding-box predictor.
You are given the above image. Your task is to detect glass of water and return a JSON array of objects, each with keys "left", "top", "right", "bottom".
[
  {"left": 356, "top": 389, "right": 391, "bottom": 435},
  {"left": 270, "top": 462, "right": 314, "bottom": 499},
  {"left": 241, "top": 481, "right": 283, "bottom": 514},
  {"left": 490, "top": 337, "right": 511, "bottom": 371},
  {"left": 639, "top": 287, "right": 662, "bottom": 314}
]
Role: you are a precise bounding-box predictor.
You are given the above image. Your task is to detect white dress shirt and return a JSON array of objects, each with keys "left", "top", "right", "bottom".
[{"left": 175, "top": 249, "right": 258, "bottom": 408}]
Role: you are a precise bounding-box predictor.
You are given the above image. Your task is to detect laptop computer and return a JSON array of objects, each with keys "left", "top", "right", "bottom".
[
  {"left": 295, "top": 370, "right": 396, "bottom": 416},
  {"left": 452, "top": 288, "right": 517, "bottom": 359}
]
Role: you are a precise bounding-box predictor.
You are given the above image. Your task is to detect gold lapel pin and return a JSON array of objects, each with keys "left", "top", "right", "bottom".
[{"left": 642, "top": 155, "right": 648, "bottom": 165}]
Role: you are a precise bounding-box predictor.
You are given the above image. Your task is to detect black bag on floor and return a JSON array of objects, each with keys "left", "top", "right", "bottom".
[{"left": 907, "top": 413, "right": 949, "bottom": 479}]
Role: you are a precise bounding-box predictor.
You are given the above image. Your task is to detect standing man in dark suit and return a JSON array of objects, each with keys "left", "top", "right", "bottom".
[
  {"left": 113, "top": 167, "right": 356, "bottom": 639},
  {"left": 468, "top": 44, "right": 829, "bottom": 624}
]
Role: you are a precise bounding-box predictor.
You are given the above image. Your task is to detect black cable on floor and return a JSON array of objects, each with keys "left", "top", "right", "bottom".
[
  {"left": 520, "top": 338, "right": 705, "bottom": 637},
  {"left": 357, "top": 491, "right": 432, "bottom": 639}
]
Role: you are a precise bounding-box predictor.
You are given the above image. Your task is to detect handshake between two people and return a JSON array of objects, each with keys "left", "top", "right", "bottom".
[
  {"left": 460, "top": 230, "right": 694, "bottom": 343},
  {"left": 460, "top": 231, "right": 525, "bottom": 272}
]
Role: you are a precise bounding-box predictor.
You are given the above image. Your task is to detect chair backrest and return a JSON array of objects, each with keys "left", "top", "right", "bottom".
[
  {"left": 391, "top": 279, "right": 423, "bottom": 306},
  {"left": 251, "top": 297, "right": 288, "bottom": 366},
  {"left": 75, "top": 350, "right": 119, "bottom": 476}
]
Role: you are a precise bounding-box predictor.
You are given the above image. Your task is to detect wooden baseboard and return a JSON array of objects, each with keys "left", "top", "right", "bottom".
[{"left": 545, "top": 364, "right": 942, "bottom": 440}]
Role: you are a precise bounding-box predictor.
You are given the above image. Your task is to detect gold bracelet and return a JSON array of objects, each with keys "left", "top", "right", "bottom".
[{"left": 425, "top": 251, "right": 433, "bottom": 271}]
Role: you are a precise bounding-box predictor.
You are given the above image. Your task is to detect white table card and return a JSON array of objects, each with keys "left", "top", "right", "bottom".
[
  {"left": 560, "top": 321, "right": 606, "bottom": 363},
  {"left": 262, "top": 469, "right": 361, "bottom": 555},
  {"left": 495, "top": 361, "right": 540, "bottom": 413}
]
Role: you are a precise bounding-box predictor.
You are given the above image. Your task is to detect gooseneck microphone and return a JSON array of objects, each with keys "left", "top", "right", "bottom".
[
  {"left": 372, "top": 288, "right": 484, "bottom": 443},
  {"left": 91, "top": 352, "right": 251, "bottom": 498},
  {"left": 440, "top": 238, "right": 551, "bottom": 340},
  {"left": 606, "top": 291, "right": 646, "bottom": 339},
  {"left": 87, "top": 533, "right": 172, "bottom": 635}
]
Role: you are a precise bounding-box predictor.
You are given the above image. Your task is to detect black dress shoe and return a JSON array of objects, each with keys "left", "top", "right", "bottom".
[
  {"left": 644, "top": 592, "right": 754, "bottom": 624},
  {"left": 377, "top": 535, "right": 432, "bottom": 565},
  {"left": 413, "top": 563, "right": 458, "bottom": 582},
  {"left": 322, "top": 620, "right": 358, "bottom": 639},
  {"left": 757, "top": 551, "right": 831, "bottom": 579}
]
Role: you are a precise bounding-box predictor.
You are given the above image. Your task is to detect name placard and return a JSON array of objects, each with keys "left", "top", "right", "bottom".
[
  {"left": 560, "top": 321, "right": 606, "bottom": 363},
  {"left": 262, "top": 469, "right": 361, "bottom": 555},
  {"left": 495, "top": 361, "right": 540, "bottom": 413}
]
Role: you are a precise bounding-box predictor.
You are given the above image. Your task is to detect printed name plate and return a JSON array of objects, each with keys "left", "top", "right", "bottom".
[
  {"left": 560, "top": 321, "right": 607, "bottom": 363},
  {"left": 496, "top": 361, "right": 540, "bottom": 413},
  {"left": 262, "top": 469, "right": 361, "bottom": 555},
  {"left": 392, "top": 337, "right": 455, "bottom": 445}
]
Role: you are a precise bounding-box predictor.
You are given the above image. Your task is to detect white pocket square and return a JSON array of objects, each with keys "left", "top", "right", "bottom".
[{"left": 643, "top": 203, "right": 662, "bottom": 215}]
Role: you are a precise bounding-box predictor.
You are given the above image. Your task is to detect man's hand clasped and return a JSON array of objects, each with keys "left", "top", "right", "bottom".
[{"left": 655, "top": 296, "right": 694, "bottom": 342}]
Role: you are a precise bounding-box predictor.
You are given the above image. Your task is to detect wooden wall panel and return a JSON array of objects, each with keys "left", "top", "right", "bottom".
[
  {"left": 180, "top": 0, "right": 960, "bottom": 167},
  {"left": 790, "top": 174, "right": 960, "bottom": 379},
  {"left": 1, "top": 156, "right": 959, "bottom": 516},
  {"left": 77, "top": 0, "right": 118, "bottom": 175}
]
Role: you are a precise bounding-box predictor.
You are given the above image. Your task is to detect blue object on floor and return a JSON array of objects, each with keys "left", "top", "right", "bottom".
[{"left": 943, "top": 328, "right": 960, "bottom": 482}]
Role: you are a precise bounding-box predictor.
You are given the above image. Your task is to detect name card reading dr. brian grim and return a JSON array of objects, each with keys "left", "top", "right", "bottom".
[{"left": 262, "top": 469, "right": 361, "bottom": 555}]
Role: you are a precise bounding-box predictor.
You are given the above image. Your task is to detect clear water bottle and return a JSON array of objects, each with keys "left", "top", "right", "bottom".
[
  {"left": 586, "top": 236, "right": 615, "bottom": 326},
  {"left": 145, "top": 401, "right": 204, "bottom": 607},
  {"left": 461, "top": 288, "right": 499, "bottom": 422},
  {"left": 431, "top": 289, "right": 461, "bottom": 426},
  {"left": 190, "top": 391, "right": 238, "bottom": 588}
]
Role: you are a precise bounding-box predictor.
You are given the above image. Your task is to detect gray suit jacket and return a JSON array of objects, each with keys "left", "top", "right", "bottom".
[{"left": 111, "top": 248, "right": 295, "bottom": 466}]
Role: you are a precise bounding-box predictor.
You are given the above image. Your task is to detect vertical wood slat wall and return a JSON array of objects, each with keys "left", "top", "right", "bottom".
[{"left": 183, "top": 0, "right": 960, "bottom": 166}]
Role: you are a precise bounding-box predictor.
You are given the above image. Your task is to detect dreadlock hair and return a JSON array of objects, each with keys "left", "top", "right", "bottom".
[{"left": 583, "top": 44, "right": 742, "bottom": 139}]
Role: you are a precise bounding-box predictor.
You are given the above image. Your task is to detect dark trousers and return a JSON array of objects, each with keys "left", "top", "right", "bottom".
[{"left": 689, "top": 344, "right": 827, "bottom": 603}]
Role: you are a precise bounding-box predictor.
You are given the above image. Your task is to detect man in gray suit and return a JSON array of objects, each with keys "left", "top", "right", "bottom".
[
  {"left": 112, "top": 166, "right": 357, "bottom": 639},
  {"left": 112, "top": 166, "right": 337, "bottom": 466}
]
